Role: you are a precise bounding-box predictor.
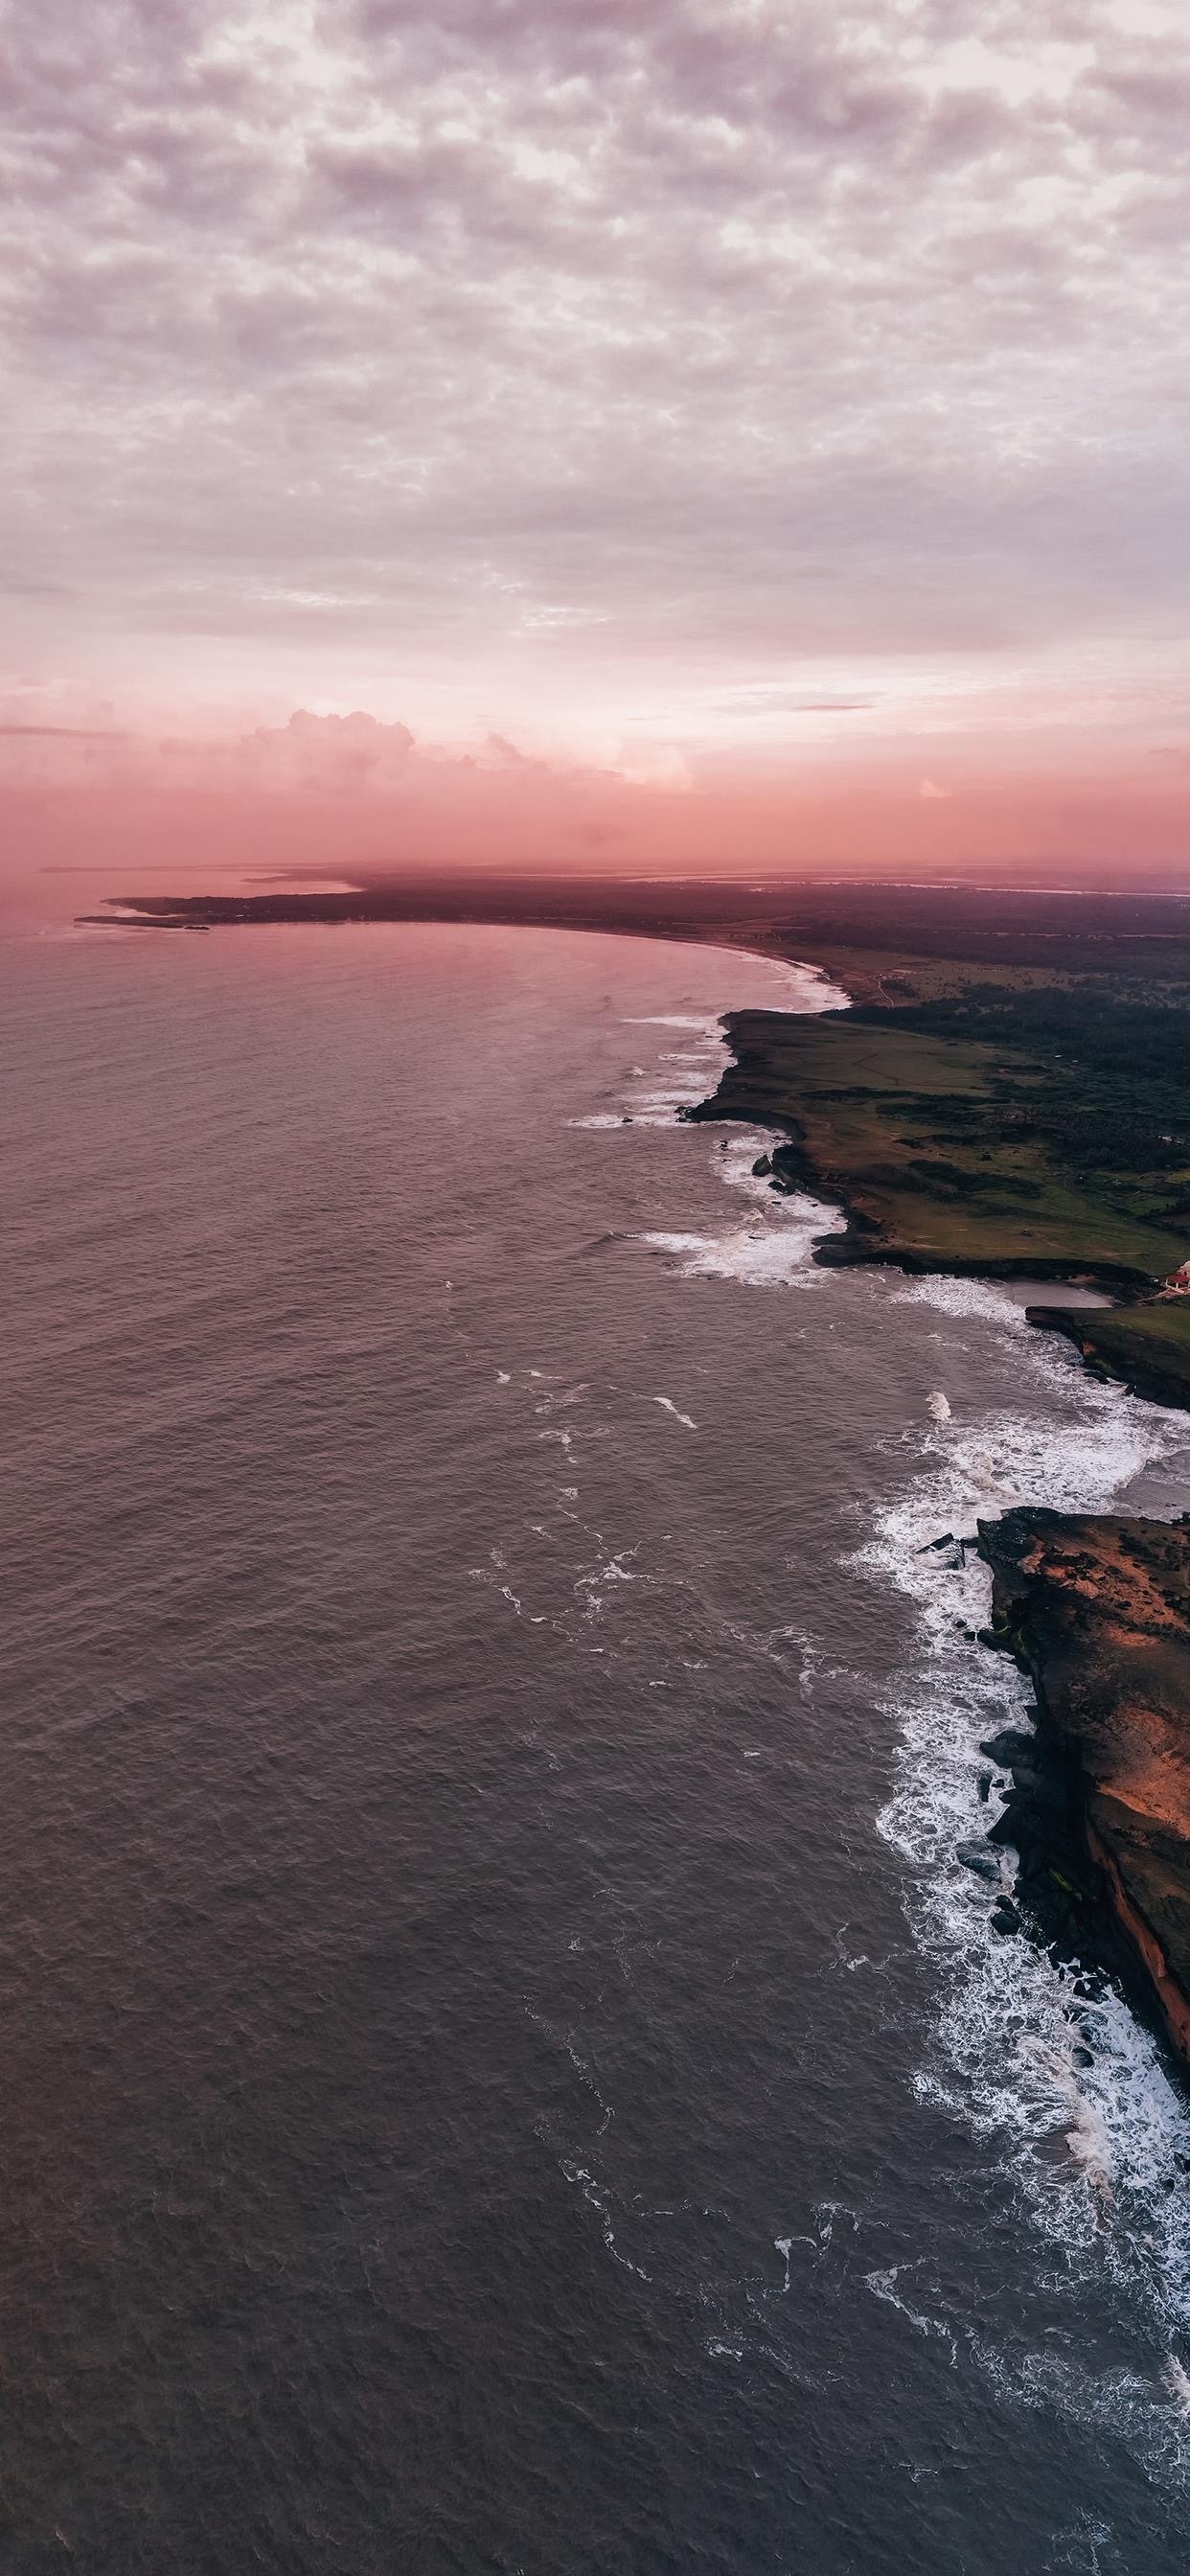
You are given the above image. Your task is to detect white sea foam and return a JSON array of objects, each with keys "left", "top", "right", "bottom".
[
  {"left": 613, "top": 961, "right": 844, "bottom": 1124},
  {"left": 857, "top": 1350, "right": 1190, "bottom": 2426},
  {"left": 640, "top": 1221, "right": 806, "bottom": 1286},
  {"left": 613, "top": 974, "right": 848, "bottom": 1282},
  {"left": 652, "top": 1395, "right": 698, "bottom": 1430},
  {"left": 891, "top": 1275, "right": 1041, "bottom": 1328},
  {"left": 641, "top": 1148, "right": 835, "bottom": 1288},
  {"left": 599, "top": 953, "right": 1190, "bottom": 2465},
  {"left": 622, "top": 954, "right": 845, "bottom": 1027},
  {"left": 865, "top": 2266, "right": 959, "bottom": 2363}
]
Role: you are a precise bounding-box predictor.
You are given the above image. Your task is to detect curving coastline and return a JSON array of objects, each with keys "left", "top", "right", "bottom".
[
  {"left": 685, "top": 1004, "right": 1190, "bottom": 1297},
  {"left": 688, "top": 1002, "right": 1190, "bottom": 2064},
  {"left": 90, "top": 869, "right": 1190, "bottom": 2059}
]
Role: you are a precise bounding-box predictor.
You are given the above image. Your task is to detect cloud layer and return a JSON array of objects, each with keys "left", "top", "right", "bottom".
[
  {"left": 4, "top": 10, "right": 1189, "bottom": 656},
  {"left": 2, "top": 0, "right": 1189, "bottom": 855},
  {"left": 6, "top": 702, "right": 1190, "bottom": 930}
]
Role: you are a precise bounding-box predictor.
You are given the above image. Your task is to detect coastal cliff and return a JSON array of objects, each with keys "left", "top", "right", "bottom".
[
  {"left": 977, "top": 1510, "right": 1190, "bottom": 2059},
  {"left": 688, "top": 1001, "right": 1190, "bottom": 2062},
  {"left": 1026, "top": 1301, "right": 1190, "bottom": 1414}
]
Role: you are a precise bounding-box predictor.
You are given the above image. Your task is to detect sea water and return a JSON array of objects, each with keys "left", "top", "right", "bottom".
[{"left": 5, "top": 919, "right": 1190, "bottom": 2572}]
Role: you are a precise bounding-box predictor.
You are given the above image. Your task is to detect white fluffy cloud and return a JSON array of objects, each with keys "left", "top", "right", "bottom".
[{"left": 2, "top": 1, "right": 1188, "bottom": 729}]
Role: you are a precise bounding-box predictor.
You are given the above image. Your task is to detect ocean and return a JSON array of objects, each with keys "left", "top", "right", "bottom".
[{"left": 5, "top": 918, "right": 1190, "bottom": 2573}]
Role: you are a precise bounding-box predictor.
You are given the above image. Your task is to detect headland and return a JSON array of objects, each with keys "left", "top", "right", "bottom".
[{"left": 977, "top": 1509, "right": 1190, "bottom": 2062}]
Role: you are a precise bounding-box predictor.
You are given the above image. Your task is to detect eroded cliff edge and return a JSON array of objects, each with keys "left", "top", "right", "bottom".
[
  {"left": 687, "top": 1002, "right": 1190, "bottom": 2061},
  {"left": 977, "top": 1510, "right": 1190, "bottom": 2060}
]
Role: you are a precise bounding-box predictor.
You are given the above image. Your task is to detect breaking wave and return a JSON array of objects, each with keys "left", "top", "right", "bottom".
[{"left": 858, "top": 1292, "right": 1190, "bottom": 2453}]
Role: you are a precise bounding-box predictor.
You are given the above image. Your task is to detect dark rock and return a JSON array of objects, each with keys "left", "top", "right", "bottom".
[
  {"left": 957, "top": 1841, "right": 1001, "bottom": 1881},
  {"left": 978, "top": 1506, "right": 1190, "bottom": 2061},
  {"left": 751, "top": 1153, "right": 771, "bottom": 1177},
  {"left": 987, "top": 1808, "right": 1023, "bottom": 1848},
  {"left": 922, "top": 1538, "right": 964, "bottom": 1569},
  {"left": 979, "top": 1727, "right": 1035, "bottom": 1767},
  {"left": 991, "top": 1902, "right": 1021, "bottom": 1936},
  {"left": 1009, "top": 1762, "right": 1068, "bottom": 1817},
  {"left": 977, "top": 1771, "right": 992, "bottom": 1804},
  {"left": 1045, "top": 1853, "right": 1103, "bottom": 1905}
]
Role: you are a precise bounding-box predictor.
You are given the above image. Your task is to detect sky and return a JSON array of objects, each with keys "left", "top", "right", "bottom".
[{"left": 4, "top": 0, "right": 1190, "bottom": 900}]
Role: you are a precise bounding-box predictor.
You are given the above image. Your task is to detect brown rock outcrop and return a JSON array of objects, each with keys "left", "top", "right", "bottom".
[{"left": 978, "top": 1509, "right": 1190, "bottom": 2058}]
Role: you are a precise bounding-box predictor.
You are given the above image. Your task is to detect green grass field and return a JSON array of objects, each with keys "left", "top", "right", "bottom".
[{"left": 714, "top": 1000, "right": 1190, "bottom": 1282}]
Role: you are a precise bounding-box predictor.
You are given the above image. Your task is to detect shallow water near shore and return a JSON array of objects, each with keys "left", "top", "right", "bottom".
[{"left": 6, "top": 919, "right": 1190, "bottom": 2572}]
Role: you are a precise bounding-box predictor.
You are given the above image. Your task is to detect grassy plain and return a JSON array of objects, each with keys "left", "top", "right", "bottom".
[{"left": 704, "top": 942, "right": 1190, "bottom": 1295}]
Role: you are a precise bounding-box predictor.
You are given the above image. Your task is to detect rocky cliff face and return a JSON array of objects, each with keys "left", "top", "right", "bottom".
[
  {"left": 978, "top": 1509, "right": 1190, "bottom": 2058},
  {"left": 1025, "top": 1303, "right": 1190, "bottom": 1413}
]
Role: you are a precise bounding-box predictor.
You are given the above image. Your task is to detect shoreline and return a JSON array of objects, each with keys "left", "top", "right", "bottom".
[
  {"left": 684, "top": 1100, "right": 1155, "bottom": 1297},
  {"left": 683, "top": 1000, "right": 1190, "bottom": 1405},
  {"left": 686, "top": 1010, "right": 1190, "bottom": 2074},
  {"left": 976, "top": 1509, "right": 1190, "bottom": 2066},
  {"left": 86, "top": 876, "right": 1190, "bottom": 2066}
]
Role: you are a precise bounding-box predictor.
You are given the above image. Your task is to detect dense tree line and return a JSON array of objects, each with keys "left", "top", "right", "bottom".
[{"left": 856, "top": 981, "right": 1190, "bottom": 1215}]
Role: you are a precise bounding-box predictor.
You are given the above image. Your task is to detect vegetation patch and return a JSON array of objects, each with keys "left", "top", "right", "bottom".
[{"left": 697, "top": 973, "right": 1190, "bottom": 1284}]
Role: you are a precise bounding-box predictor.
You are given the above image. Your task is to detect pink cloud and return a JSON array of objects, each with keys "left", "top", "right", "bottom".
[{"left": 4, "top": 708, "right": 1189, "bottom": 927}]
